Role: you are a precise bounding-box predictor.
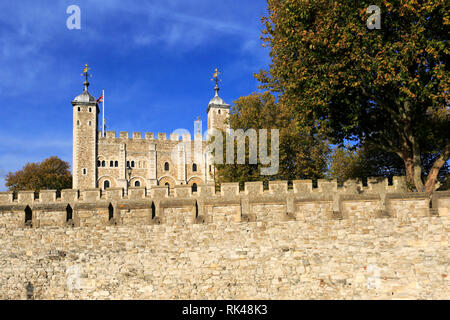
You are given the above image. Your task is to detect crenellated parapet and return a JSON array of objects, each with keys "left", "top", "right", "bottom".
[
  {"left": 0, "top": 177, "right": 449, "bottom": 229},
  {"left": 98, "top": 131, "right": 202, "bottom": 143}
]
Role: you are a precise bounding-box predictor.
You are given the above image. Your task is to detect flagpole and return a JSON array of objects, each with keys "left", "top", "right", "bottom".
[{"left": 102, "top": 89, "right": 105, "bottom": 137}]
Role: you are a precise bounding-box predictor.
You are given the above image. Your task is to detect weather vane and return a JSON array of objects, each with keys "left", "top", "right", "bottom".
[
  {"left": 211, "top": 68, "right": 221, "bottom": 86},
  {"left": 81, "top": 63, "right": 92, "bottom": 82}
]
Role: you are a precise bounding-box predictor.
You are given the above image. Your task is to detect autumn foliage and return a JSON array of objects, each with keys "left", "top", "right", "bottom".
[{"left": 5, "top": 156, "right": 72, "bottom": 191}]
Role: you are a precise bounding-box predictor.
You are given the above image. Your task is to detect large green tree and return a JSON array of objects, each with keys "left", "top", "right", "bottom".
[
  {"left": 258, "top": 0, "right": 449, "bottom": 193},
  {"left": 214, "top": 92, "right": 330, "bottom": 185},
  {"left": 5, "top": 156, "right": 72, "bottom": 191}
]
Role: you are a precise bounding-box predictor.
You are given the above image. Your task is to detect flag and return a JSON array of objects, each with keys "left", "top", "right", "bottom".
[{"left": 97, "top": 94, "right": 104, "bottom": 103}]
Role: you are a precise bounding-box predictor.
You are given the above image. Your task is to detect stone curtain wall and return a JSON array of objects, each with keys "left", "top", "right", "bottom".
[{"left": 0, "top": 177, "right": 449, "bottom": 299}]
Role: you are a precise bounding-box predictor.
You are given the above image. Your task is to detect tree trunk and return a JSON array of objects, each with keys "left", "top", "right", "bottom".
[{"left": 424, "top": 143, "right": 450, "bottom": 195}]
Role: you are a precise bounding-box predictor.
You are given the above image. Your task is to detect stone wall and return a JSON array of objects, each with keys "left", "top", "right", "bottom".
[{"left": 0, "top": 177, "right": 449, "bottom": 299}]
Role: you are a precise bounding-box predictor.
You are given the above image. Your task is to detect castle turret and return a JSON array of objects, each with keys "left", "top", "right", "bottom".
[
  {"left": 207, "top": 68, "right": 230, "bottom": 132},
  {"left": 71, "top": 64, "right": 98, "bottom": 189}
]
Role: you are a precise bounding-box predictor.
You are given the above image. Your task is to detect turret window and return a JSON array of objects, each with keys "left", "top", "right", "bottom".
[
  {"left": 192, "top": 183, "right": 198, "bottom": 193},
  {"left": 218, "top": 110, "right": 221, "bottom": 114},
  {"left": 131, "top": 161, "right": 135, "bottom": 168},
  {"left": 193, "top": 163, "right": 197, "bottom": 172},
  {"left": 104, "top": 180, "right": 110, "bottom": 190},
  {"left": 78, "top": 107, "right": 81, "bottom": 112},
  {"left": 97, "top": 160, "right": 101, "bottom": 167},
  {"left": 82, "top": 168, "right": 87, "bottom": 175},
  {"left": 164, "top": 162, "right": 169, "bottom": 171},
  {"left": 102, "top": 161, "right": 106, "bottom": 167},
  {"left": 89, "top": 107, "right": 92, "bottom": 112},
  {"left": 110, "top": 161, "right": 114, "bottom": 167},
  {"left": 115, "top": 161, "right": 119, "bottom": 167},
  {"left": 134, "top": 181, "right": 141, "bottom": 187}
]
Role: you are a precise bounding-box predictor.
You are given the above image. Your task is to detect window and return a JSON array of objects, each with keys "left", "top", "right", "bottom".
[
  {"left": 110, "top": 161, "right": 114, "bottom": 167},
  {"left": 165, "top": 182, "right": 170, "bottom": 195},
  {"left": 218, "top": 110, "right": 221, "bottom": 114},
  {"left": 77, "top": 120, "right": 80, "bottom": 126},
  {"left": 134, "top": 181, "right": 140, "bottom": 187},
  {"left": 115, "top": 161, "right": 119, "bottom": 167},
  {"left": 192, "top": 163, "right": 197, "bottom": 172},
  {"left": 82, "top": 168, "right": 87, "bottom": 175},
  {"left": 97, "top": 160, "right": 101, "bottom": 167},
  {"left": 192, "top": 183, "right": 198, "bottom": 193},
  {"left": 66, "top": 205, "right": 73, "bottom": 222},
  {"left": 127, "top": 161, "right": 130, "bottom": 168},
  {"left": 78, "top": 107, "right": 81, "bottom": 112},
  {"left": 102, "top": 161, "right": 106, "bottom": 167},
  {"left": 131, "top": 161, "right": 135, "bottom": 168},
  {"left": 89, "top": 107, "right": 92, "bottom": 112},
  {"left": 209, "top": 165, "right": 212, "bottom": 172},
  {"left": 88, "top": 121, "right": 92, "bottom": 126},
  {"left": 108, "top": 203, "right": 114, "bottom": 221},
  {"left": 164, "top": 162, "right": 169, "bottom": 171},
  {"left": 25, "top": 206, "right": 32, "bottom": 227},
  {"left": 104, "top": 180, "right": 110, "bottom": 189}
]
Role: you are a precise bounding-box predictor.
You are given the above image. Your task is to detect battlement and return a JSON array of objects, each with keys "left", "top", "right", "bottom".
[
  {"left": 0, "top": 176, "right": 448, "bottom": 229},
  {"left": 99, "top": 131, "right": 203, "bottom": 143}
]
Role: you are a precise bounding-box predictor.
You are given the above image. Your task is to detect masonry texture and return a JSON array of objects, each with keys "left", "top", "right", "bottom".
[{"left": 0, "top": 178, "right": 449, "bottom": 299}]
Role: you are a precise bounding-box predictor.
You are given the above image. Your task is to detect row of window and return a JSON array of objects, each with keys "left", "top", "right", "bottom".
[
  {"left": 77, "top": 120, "right": 92, "bottom": 126},
  {"left": 97, "top": 160, "right": 148, "bottom": 168},
  {"left": 78, "top": 107, "right": 93, "bottom": 112}
]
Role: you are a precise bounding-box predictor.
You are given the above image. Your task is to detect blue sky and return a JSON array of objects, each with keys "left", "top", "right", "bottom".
[{"left": 0, "top": 0, "right": 270, "bottom": 190}]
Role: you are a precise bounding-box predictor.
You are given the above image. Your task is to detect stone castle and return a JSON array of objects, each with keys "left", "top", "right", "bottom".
[
  {"left": 0, "top": 67, "right": 448, "bottom": 300},
  {"left": 72, "top": 66, "right": 230, "bottom": 191}
]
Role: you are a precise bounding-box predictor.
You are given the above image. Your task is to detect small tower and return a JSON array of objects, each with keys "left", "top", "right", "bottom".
[
  {"left": 71, "top": 64, "right": 99, "bottom": 189},
  {"left": 207, "top": 68, "right": 230, "bottom": 132}
]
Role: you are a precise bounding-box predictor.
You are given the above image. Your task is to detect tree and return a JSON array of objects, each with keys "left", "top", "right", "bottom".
[
  {"left": 5, "top": 156, "right": 72, "bottom": 191},
  {"left": 257, "top": 0, "right": 449, "bottom": 193},
  {"left": 213, "top": 92, "right": 330, "bottom": 185}
]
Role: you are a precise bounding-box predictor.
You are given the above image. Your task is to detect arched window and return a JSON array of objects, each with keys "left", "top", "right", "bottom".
[
  {"left": 165, "top": 182, "right": 170, "bottom": 195},
  {"left": 192, "top": 163, "right": 197, "bottom": 172},
  {"left": 82, "top": 168, "right": 87, "bottom": 175},
  {"left": 131, "top": 161, "right": 135, "bottom": 168},
  {"left": 77, "top": 120, "right": 80, "bottom": 126},
  {"left": 218, "top": 110, "right": 221, "bottom": 114},
  {"left": 192, "top": 183, "right": 198, "bottom": 193},
  {"left": 164, "top": 162, "right": 169, "bottom": 171},
  {"left": 97, "top": 160, "right": 101, "bottom": 167},
  {"left": 115, "top": 161, "right": 119, "bottom": 167},
  {"left": 24, "top": 206, "right": 32, "bottom": 227},
  {"left": 66, "top": 205, "right": 73, "bottom": 222},
  {"left": 78, "top": 107, "right": 81, "bottom": 112},
  {"left": 102, "top": 160, "right": 106, "bottom": 167},
  {"left": 127, "top": 161, "right": 130, "bottom": 168},
  {"left": 134, "top": 181, "right": 140, "bottom": 187},
  {"left": 110, "top": 161, "right": 114, "bottom": 167},
  {"left": 89, "top": 107, "right": 92, "bottom": 112},
  {"left": 104, "top": 180, "right": 110, "bottom": 189},
  {"left": 151, "top": 202, "right": 156, "bottom": 219},
  {"left": 88, "top": 121, "right": 92, "bottom": 126}
]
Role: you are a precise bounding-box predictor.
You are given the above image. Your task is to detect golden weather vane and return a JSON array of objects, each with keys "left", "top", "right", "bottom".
[
  {"left": 211, "top": 68, "right": 221, "bottom": 86},
  {"left": 81, "top": 63, "right": 92, "bottom": 82}
]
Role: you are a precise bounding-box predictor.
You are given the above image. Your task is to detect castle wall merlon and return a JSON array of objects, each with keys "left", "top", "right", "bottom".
[
  {"left": 132, "top": 132, "right": 142, "bottom": 139},
  {"left": 80, "top": 189, "right": 101, "bottom": 202},
  {"left": 0, "top": 192, "right": 13, "bottom": 203},
  {"left": 145, "top": 133, "right": 154, "bottom": 140},
  {"left": 293, "top": 180, "right": 313, "bottom": 194},
  {"left": 120, "top": 132, "right": 129, "bottom": 139},
  {"left": 173, "top": 185, "right": 192, "bottom": 198},
  {"left": 18, "top": 191, "right": 35, "bottom": 204},
  {"left": 61, "top": 189, "right": 79, "bottom": 203},
  {"left": 245, "top": 181, "right": 263, "bottom": 195},
  {"left": 158, "top": 133, "right": 167, "bottom": 140},
  {"left": 220, "top": 183, "right": 240, "bottom": 197},
  {"left": 128, "top": 187, "right": 146, "bottom": 200},
  {"left": 269, "top": 181, "right": 288, "bottom": 194},
  {"left": 106, "top": 131, "right": 116, "bottom": 139},
  {"left": 105, "top": 188, "right": 124, "bottom": 201},
  {"left": 39, "top": 190, "right": 57, "bottom": 203}
]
